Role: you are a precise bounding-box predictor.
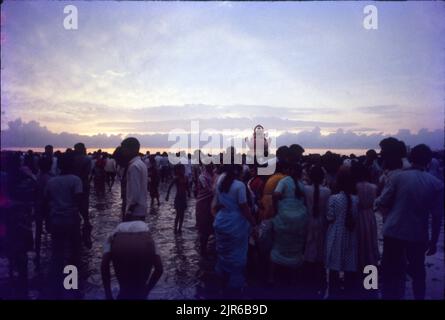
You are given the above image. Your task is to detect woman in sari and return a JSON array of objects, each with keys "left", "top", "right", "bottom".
[
  {"left": 270, "top": 163, "right": 308, "bottom": 285},
  {"left": 213, "top": 165, "right": 256, "bottom": 294}
]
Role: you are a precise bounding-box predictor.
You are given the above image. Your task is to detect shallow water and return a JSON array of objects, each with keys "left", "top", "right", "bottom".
[
  {"left": 0, "top": 180, "right": 443, "bottom": 300},
  {"left": 0, "top": 180, "right": 214, "bottom": 300}
]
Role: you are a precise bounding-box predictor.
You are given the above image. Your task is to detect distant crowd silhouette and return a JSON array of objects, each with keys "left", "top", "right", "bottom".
[{"left": 0, "top": 136, "right": 443, "bottom": 300}]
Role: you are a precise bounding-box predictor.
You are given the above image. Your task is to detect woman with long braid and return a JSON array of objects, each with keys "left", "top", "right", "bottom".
[
  {"left": 270, "top": 163, "right": 308, "bottom": 287},
  {"left": 325, "top": 165, "right": 359, "bottom": 299},
  {"left": 213, "top": 164, "right": 256, "bottom": 297},
  {"left": 303, "top": 165, "right": 331, "bottom": 298}
]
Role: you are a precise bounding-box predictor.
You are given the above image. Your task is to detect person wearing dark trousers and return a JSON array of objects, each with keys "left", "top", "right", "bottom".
[
  {"left": 34, "top": 156, "right": 52, "bottom": 270},
  {"left": 1, "top": 152, "right": 36, "bottom": 298},
  {"left": 376, "top": 143, "right": 443, "bottom": 300},
  {"left": 45, "top": 152, "right": 90, "bottom": 298}
]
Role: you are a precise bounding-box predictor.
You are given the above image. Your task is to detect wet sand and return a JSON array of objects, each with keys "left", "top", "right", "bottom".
[{"left": 0, "top": 181, "right": 443, "bottom": 300}]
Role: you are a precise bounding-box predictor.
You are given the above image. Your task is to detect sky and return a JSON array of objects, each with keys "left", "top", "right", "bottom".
[{"left": 1, "top": 1, "right": 444, "bottom": 150}]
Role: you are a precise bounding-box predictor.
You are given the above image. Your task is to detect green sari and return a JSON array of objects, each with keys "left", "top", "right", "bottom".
[{"left": 271, "top": 176, "right": 308, "bottom": 267}]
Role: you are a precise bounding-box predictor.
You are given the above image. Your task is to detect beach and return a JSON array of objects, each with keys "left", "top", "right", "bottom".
[{"left": 1, "top": 180, "right": 443, "bottom": 300}]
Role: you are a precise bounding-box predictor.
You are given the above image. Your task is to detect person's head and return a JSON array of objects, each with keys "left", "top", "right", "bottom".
[
  {"left": 336, "top": 165, "right": 355, "bottom": 195},
  {"left": 45, "top": 145, "right": 54, "bottom": 156},
  {"left": 309, "top": 153, "right": 322, "bottom": 167},
  {"left": 409, "top": 144, "right": 433, "bottom": 168},
  {"left": 38, "top": 156, "right": 52, "bottom": 174},
  {"left": 351, "top": 161, "right": 368, "bottom": 183},
  {"left": 58, "top": 152, "right": 75, "bottom": 175},
  {"left": 276, "top": 146, "right": 290, "bottom": 163},
  {"left": 121, "top": 137, "right": 140, "bottom": 162},
  {"left": 74, "top": 143, "right": 86, "bottom": 155},
  {"left": 289, "top": 144, "right": 305, "bottom": 163},
  {"left": 309, "top": 165, "right": 325, "bottom": 185},
  {"left": 366, "top": 149, "right": 377, "bottom": 162},
  {"left": 113, "top": 146, "right": 126, "bottom": 167},
  {"left": 219, "top": 164, "right": 242, "bottom": 193},
  {"left": 379, "top": 137, "right": 403, "bottom": 170},
  {"left": 336, "top": 165, "right": 356, "bottom": 231},
  {"left": 275, "top": 146, "right": 290, "bottom": 174}
]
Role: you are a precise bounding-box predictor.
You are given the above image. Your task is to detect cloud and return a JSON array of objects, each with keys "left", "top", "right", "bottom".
[
  {"left": 1, "top": 99, "right": 352, "bottom": 134},
  {"left": 1, "top": 119, "right": 122, "bottom": 149},
  {"left": 277, "top": 127, "right": 444, "bottom": 150},
  {"left": 97, "top": 116, "right": 357, "bottom": 133},
  {"left": 2, "top": 1, "right": 444, "bottom": 139},
  {"left": 356, "top": 105, "right": 419, "bottom": 117},
  {"left": 351, "top": 127, "right": 378, "bottom": 132},
  {"left": 2, "top": 118, "right": 443, "bottom": 151},
  {"left": 359, "top": 105, "right": 400, "bottom": 114}
]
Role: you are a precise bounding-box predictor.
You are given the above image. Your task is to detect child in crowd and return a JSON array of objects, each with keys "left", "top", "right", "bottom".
[{"left": 166, "top": 164, "right": 190, "bottom": 233}]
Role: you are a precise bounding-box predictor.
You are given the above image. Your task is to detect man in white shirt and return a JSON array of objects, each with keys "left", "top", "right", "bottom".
[
  {"left": 157, "top": 152, "right": 168, "bottom": 182},
  {"left": 121, "top": 138, "right": 148, "bottom": 220},
  {"left": 154, "top": 152, "right": 162, "bottom": 169},
  {"left": 104, "top": 155, "right": 118, "bottom": 190}
]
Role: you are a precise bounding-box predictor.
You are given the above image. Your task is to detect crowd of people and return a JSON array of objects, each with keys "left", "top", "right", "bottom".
[{"left": 0, "top": 136, "right": 443, "bottom": 300}]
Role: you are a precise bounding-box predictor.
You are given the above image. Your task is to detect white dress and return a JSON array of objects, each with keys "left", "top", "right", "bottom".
[{"left": 325, "top": 192, "right": 359, "bottom": 272}]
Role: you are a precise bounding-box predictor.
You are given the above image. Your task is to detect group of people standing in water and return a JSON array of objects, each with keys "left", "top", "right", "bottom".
[{"left": 0, "top": 136, "right": 443, "bottom": 300}]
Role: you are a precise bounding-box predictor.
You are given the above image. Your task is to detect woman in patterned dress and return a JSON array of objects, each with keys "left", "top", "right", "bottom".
[{"left": 325, "top": 165, "right": 359, "bottom": 299}]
